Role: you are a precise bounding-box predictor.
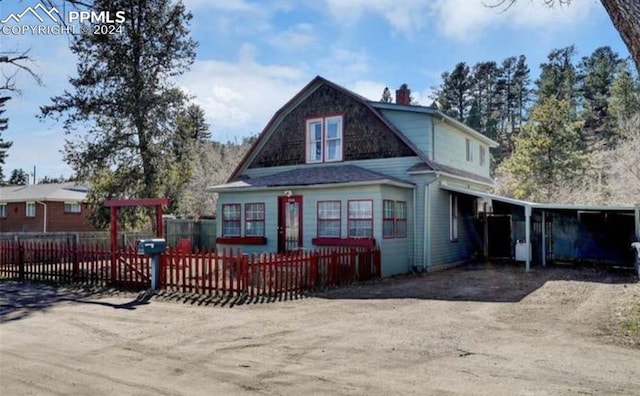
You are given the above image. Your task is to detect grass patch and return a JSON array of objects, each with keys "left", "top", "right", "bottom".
[{"left": 623, "top": 294, "right": 640, "bottom": 338}]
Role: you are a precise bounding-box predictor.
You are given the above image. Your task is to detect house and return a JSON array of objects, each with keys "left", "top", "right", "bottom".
[
  {"left": 0, "top": 182, "right": 94, "bottom": 233},
  {"left": 209, "top": 76, "right": 499, "bottom": 276}
]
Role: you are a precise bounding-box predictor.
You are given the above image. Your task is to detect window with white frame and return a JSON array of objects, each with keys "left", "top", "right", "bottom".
[
  {"left": 0, "top": 203, "right": 6, "bottom": 218},
  {"left": 396, "top": 201, "right": 407, "bottom": 238},
  {"left": 64, "top": 202, "right": 82, "bottom": 213},
  {"left": 348, "top": 200, "right": 373, "bottom": 238},
  {"left": 222, "top": 204, "right": 241, "bottom": 236},
  {"left": 466, "top": 138, "right": 473, "bottom": 162},
  {"left": 479, "top": 145, "right": 486, "bottom": 166},
  {"left": 245, "top": 203, "right": 265, "bottom": 237},
  {"left": 450, "top": 195, "right": 458, "bottom": 241},
  {"left": 26, "top": 202, "right": 36, "bottom": 217},
  {"left": 383, "top": 200, "right": 395, "bottom": 238},
  {"left": 306, "top": 116, "right": 343, "bottom": 163},
  {"left": 317, "top": 201, "right": 341, "bottom": 237}
]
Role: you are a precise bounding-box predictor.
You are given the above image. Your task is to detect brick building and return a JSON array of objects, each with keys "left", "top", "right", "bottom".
[{"left": 0, "top": 183, "right": 95, "bottom": 233}]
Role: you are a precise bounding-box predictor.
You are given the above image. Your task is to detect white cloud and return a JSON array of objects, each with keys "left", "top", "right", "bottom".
[
  {"left": 179, "top": 48, "right": 307, "bottom": 141},
  {"left": 319, "top": 47, "right": 370, "bottom": 80},
  {"left": 324, "top": 0, "right": 431, "bottom": 36},
  {"left": 267, "top": 23, "right": 316, "bottom": 51},
  {"left": 349, "top": 80, "right": 387, "bottom": 101},
  {"left": 324, "top": 0, "right": 597, "bottom": 41},
  {"left": 431, "top": 0, "right": 596, "bottom": 41}
]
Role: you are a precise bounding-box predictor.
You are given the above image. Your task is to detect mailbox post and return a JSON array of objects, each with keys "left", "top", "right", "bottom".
[{"left": 137, "top": 238, "right": 167, "bottom": 291}]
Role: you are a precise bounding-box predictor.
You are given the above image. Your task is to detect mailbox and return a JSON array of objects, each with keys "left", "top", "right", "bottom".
[{"left": 137, "top": 238, "right": 167, "bottom": 256}]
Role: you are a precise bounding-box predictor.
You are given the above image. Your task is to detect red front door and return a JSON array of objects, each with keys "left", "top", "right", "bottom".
[{"left": 278, "top": 195, "right": 303, "bottom": 253}]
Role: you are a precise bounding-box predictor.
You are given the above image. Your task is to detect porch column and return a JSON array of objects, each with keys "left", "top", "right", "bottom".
[
  {"left": 541, "top": 210, "right": 546, "bottom": 267},
  {"left": 525, "top": 205, "right": 532, "bottom": 272},
  {"left": 635, "top": 204, "right": 640, "bottom": 241}
]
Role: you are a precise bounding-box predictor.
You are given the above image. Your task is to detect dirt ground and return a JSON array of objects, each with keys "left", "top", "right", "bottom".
[{"left": 1, "top": 263, "right": 639, "bottom": 396}]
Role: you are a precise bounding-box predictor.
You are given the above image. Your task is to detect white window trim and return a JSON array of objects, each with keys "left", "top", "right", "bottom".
[
  {"left": 479, "top": 145, "right": 486, "bottom": 166},
  {"left": 306, "top": 118, "right": 323, "bottom": 164},
  {"left": 0, "top": 203, "right": 6, "bottom": 218},
  {"left": 64, "top": 202, "right": 82, "bottom": 213},
  {"left": 450, "top": 195, "right": 458, "bottom": 241},
  {"left": 306, "top": 116, "right": 343, "bottom": 164},
  {"left": 26, "top": 201, "right": 36, "bottom": 217},
  {"left": 466, "top": 138, "right": 473, "bottom": 162}
]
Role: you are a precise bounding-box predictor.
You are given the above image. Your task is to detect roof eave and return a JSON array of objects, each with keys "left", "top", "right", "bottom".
[{"left": 208, "top": 178, "right": 415, "bottom": 192}]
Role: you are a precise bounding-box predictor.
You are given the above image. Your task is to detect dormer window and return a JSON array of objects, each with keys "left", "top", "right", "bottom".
[{"left": 306, "top": 116, "right": 343, "bottom": 163}]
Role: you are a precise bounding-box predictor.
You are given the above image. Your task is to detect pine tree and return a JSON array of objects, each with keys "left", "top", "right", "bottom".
[
  {"left": 41, "top": 0, "right": 197, "bottom": 228},
  {"left": 578, "top": 46, "right": 622, "bottom": 148},
  {"left": 8, "top": 168, "right": 28, "bottom": 185},
  {"left": 434, "top": 62, "right": 471, "bottom": 121},
  {"left": 536, "top": 46, "right": 578, "bottom": 107},
  {"left": 498, "top": 98, "right": 586, "bottom": 202},
  {"left": 609, "top": 60, "right": 640, "bottom": 125}
]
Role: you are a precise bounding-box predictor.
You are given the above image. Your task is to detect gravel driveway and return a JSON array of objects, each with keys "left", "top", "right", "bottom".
[{"left": 1, "top": 263, "right": 639, "bottom": 395}]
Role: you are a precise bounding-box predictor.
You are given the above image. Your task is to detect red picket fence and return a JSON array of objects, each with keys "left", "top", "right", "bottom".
[
  {"left": 162, "top": 246, "right": 381, "bottom": 297},
  {"left": 0, "top": 241, "right": 381, "bottom": 297}
]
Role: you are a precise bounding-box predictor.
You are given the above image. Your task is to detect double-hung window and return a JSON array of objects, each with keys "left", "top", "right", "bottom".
[
  {"left": 383, "top": 200, "right": 407, "bottom": 238},
  {"left": 245, "top": 203, "right": 265, "bottom": 237},
  {"left": 466, "top": 138, "right": 473, "bottom": 162},
  {"left": 306, "top": 116, "right": 343, "bottom": 163},
  {"left": 383, "top": 200, "right": 395, "bottom": 238},
  {"left": 222, "top": 204, "right": 241, "bottom": 237},
  {"left": 64, "top": 202, "right": 82, "bottom": 213},
  {"left": 26, "top": 202, "right": 36, "bottom": 218},
  {"left": 395, "top": 201, "right": 407, "bottom": 238},
  {"left": 348, "top": 200, "right": 373, "bottom": 238},
  {"left": 317, "top": 201, "right": 341, "bottom": 237},
  {"left": 0, "top": 203, "right": 6, "bottom": 218}
]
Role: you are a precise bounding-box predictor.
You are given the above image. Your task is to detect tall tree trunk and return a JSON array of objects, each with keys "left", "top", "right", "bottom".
[{"left": 600, "top": 0, "right": 640, "bottom": 73}]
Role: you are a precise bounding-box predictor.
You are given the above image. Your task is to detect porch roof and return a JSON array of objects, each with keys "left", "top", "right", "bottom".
[
  {"left": 208, "top": 165, "right": 414, "bottom": 192},
  {"left": 440, "top": 184, "right": 636, "bottom": 212}
]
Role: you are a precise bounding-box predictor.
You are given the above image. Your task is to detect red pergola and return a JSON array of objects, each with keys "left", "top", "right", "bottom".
[
  {"left": 104, "top": 198, "right": 171, "bottom": 252},
  {"left": 104, "top": 198, "right": 171, "bottom": 284}
]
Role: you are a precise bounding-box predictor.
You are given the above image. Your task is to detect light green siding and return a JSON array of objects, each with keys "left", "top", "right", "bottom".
[
  {"left": 216, "top": 183, "right": 415, "bottom": 276},
  {"left": 433, "top": 121, "right": 491, "bottom": 179},
  {"left": 428, "top": 186, "right": 480, "bottom": 269},
  {"left": 379, "top": 109, "right": 431, "bottom": 158}
]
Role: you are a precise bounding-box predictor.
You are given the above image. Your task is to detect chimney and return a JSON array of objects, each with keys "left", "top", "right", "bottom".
[{"left": 395, "top": 84, "right": 411, "bottom": 105}]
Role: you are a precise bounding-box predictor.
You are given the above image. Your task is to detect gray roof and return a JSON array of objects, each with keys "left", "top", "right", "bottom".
[
  {"left": 210, "top": 165, "right": 414, "bottom": 191},
  {"left": 407, "top": 162, "right": 494, "bottom": 186},
  {"left": 0, "top": 182, "right": 88, "bottom": 203}
]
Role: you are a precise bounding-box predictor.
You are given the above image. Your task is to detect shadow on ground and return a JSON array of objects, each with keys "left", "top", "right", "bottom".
[
  {"left": 315, "top": 262, "right": 639, "bottom": 303},
  {"left": 0, "top": 282, "right": 152, "bottom": 323}
]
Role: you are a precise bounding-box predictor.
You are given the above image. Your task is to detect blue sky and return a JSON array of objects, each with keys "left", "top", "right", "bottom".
[{"left": 0, "top": 0, "right": 631, "bottom": 180}]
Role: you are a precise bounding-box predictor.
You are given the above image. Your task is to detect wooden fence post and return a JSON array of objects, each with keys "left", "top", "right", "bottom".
[{"left": 18, "top": 243, "right": 25, "bottom": 281}]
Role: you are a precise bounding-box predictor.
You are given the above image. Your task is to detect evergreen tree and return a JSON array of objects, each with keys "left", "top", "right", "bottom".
[
  {"left": 434, "top": 62, "right": 471, "bottom": 121},
  {"left": 578, "top": 46, "right": 622, "bottom": 147},
  {"left": 8, "top": 168, "right": 28, "bottom": 185},
  {"left": 41, "top": 0, "right": 197, "bottom": 229},
  {"left": 536, "top": 46, "right": 578, "bottom": 107},
  {"left": 609, "top": 60, "right": 640, "bottom": 124},
  {"left": 467, "top": 61, "right": 500, "bottom": 140},
  {"left": 498, "top": 98, "right": 586, "bottom": 201}
]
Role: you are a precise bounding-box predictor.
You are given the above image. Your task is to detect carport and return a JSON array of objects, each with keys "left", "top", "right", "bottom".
[{"left": 441, "top": 184, "right": 640, "bottom": 271}]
